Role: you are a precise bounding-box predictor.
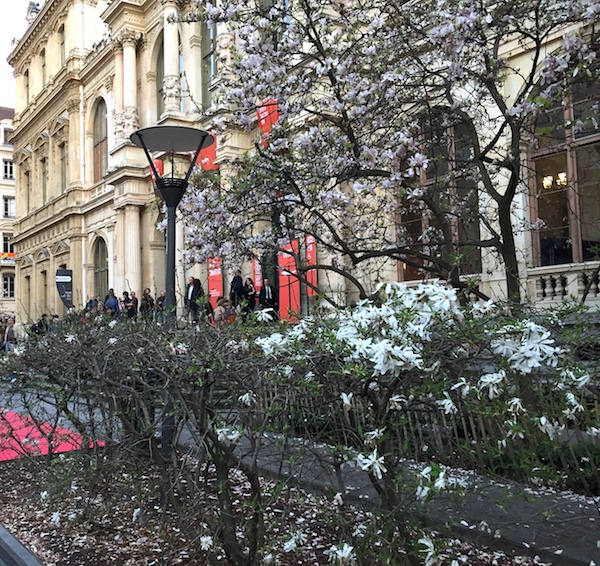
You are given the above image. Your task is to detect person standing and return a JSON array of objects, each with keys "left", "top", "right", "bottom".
[
  {"left": 4, "top": 318, "right": 21, "bottom": 352},
  {"left": 258, "top": 277, "right": 278, "bottom": 319},
  {"left": 155, "top": 290, "right": 166, "bottom": 323},
  {"left": 104, "top": 289, "right": 120, "bottom": 316},
  {"left": 242, "top": 277, "right": 256, "bottom": 314},
  {"left": 185, "top": 277, "right": 204, "bottom": 324},
  {"left": 128, "top": 291, "right": 139, "bottom": 318},
  {"left": 229, "top": 270, "right": 244, "bottom": 307},
  {"left": 140, "top": 288, "right": 155, "bottom": 318}
]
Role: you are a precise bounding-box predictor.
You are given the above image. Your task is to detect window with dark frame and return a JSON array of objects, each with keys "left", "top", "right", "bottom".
[
  {"left": 3, "top": 196, "right": 15, "bottom": 218},
  {"left": 93, "top": 100, "right": 108, "bottom": 183},
  {"left": 532, "top": 75, "right": 600, "bottom": 267},
  {"left": 201, "top": 21, "right": 217, "bottom": 109},
  {"left": 2, "top": 233, "right": 14, "bottom": 255},
  {"left": 3, "top": 275, "right": 14, "bottom": 299},
  {"left": 3, "top": 160, "right": 13, "bottom": 180}
]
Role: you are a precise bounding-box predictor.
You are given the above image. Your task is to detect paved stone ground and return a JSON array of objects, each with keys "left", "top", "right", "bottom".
[
  {"left": 232, "top": 435, "right": 599, "bottom": 566},
  {"left": 1, "top": 429, "right": 597, "bottom": 565}
]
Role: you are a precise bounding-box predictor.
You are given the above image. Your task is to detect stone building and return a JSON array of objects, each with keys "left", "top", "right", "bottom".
[
  {"left": 7, "top": 1, "right": 600, "bottom": 322},
  {"left": 0, "top": 108, "right": 16, "bottom": 322},
  {"left": 8, "top": 0, "right": 240, "bottom": 322}
]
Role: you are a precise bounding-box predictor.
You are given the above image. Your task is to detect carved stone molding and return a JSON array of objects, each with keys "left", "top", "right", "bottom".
[
  {"left": 163, "top": 75, "right": 179, "bottom": 98},
  {"left": 122, "top": 107, "right": 139, "bottom": 136},
  {"left": 120, "top": 29, "right": 143, "bottom": 48},
  {"left": 113, "top": 110, "right": 125, "bottom": 141},
  {"left": 66, "top": 97, "right": 80, "bottom": 114}
]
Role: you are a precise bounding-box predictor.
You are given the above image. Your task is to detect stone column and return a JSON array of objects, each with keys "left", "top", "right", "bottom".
[
  {"left": 115, "top": 207, "right": 126, "bottom": 294},
  {"left": 162, "top": 0, "right": 180, "bottom": 114},
  {"left": 66, "top": 95, "right": 82, "bottom": 189},
  {"left": 111, "top": 39, "right": 124, "bottom": 142},
  {"left": 122, "top": 31, "right": 140, "bottom": 137},
  {"left": 124, "top": 204, "right": 142, "bottom": 295}
]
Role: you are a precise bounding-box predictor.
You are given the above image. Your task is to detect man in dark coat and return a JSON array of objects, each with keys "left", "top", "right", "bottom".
[
  {"left": 229, "top": 270, "right": 244, "bottom": 307},
  {"left": 185, "top": 277, "right": 204, "bottom": 323},
  {"left": 258, "top": 277, "right": 278, "bottom": 319}
]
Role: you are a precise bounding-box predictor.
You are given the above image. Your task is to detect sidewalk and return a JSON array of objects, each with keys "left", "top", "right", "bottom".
[{"left": 231, "top": 434, "right": 599, "bottom": 566}]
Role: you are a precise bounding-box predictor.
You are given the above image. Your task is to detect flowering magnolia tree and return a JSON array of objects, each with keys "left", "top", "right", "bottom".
[
  {"left": 181, "top": 0, "right": 600, "bottom": 305},
  {"left": 1, "top": 286, "right": 598, "bottom": 563},
  {"left": 253, "top": 281, "right": 599, "bottom": 558}
]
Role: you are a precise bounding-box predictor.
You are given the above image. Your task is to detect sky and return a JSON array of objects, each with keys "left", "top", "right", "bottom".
[{"left": 0, "top": 1, "right": 33, "bottom": 109}]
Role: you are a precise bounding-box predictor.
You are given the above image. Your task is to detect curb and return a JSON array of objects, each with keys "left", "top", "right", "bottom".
[{"left": 0, "top": 526, "right": 44, "bottom": 566}]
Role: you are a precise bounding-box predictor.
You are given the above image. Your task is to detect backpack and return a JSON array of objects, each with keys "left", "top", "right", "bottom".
[{"left": 224, "top": 306, "right": 237, "bottom": 324}]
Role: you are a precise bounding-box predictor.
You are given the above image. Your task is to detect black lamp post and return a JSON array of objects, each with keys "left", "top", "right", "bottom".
[
  {"left": 130, "top": 126, "right": 214, "bottom": 322},
  {"left": 131, "top": 126, "right": 213, "bottom": 464}
]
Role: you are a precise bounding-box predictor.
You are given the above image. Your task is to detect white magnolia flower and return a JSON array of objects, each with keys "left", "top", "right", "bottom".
[
  {"left": 108, "top": 319, "right": 118, "bottom": 328},
  {"left": 256, "top": 308, "right": 277, "bottom": 322},
  {"left": 108, "top": 337, "right": 118, "bottom": 345},
  {"left": 451, "top": 377, "right": 472, "bottom": 398},
  {"left": 332, "top": 492, "right": 344, "bottom": 506},
  {"left": 283, "top": 531, "right": 307, "bottom": 553},
  {"left": 363, "top": 427, "right": 386, "bottom": 445},
  {"left": 507, "top": 397, "right": 525, "bottom": 413},
  {"left": 200, "top": 535, "right": 213, "bottom": 551},
  {"left": 437, "top": 393, "right": 457, "bottom": 415},
  {"left": 340, "top": 392, "right": 353, "bottom": 408},
  {"left": 356, "top": 449, "right": 387, "bottom": 479},
  {"left": 238, "top": 391, "right": 256, "bottom": 407},
  {"left": 65, "top": 334, "right": 77, "bottom": 344},
  {"left": 478, "top": 370, "right": 506, "bottom": 399},
  {"left": 418, "top": 536, "right": 437, "bottom": 566},
  {"left": 416, "top": 484, "right": 430, "bottom": 500},
  {"left": 40, "top": 491, "right": 49, "bottom": 502},
  {"left": 327, "top": 542, "right": 357, "bottom": 564},
  {"left": 50, "top": 511, "right": 61, "bottom": 526},
  {"left": 216, "top": 427, "right": 242, "bottom": 444}
]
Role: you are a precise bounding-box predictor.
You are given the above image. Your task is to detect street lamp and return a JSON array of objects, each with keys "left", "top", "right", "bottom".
[
  {"left": 130, "top": 125, "right": 214, "bottom": 322},
  {"left": 131, "top": 126, "right": 213, "bottom": 464}
]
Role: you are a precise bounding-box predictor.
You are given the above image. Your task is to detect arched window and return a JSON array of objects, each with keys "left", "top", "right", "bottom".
[
  {"left": 532, "top": 75, "right": 600, "bottom": 266},
  {"left": 93, "top": 100, "right": 108, "bottom": 183},
  {"left": 93, "top": 238, "right": 108, "bottom": 301},
  {"left": 156, "top": 42, "right": 165, "bottom": 118}
]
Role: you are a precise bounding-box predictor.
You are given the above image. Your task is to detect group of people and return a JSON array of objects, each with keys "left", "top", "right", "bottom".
[
  {"left": 186, "top": 272, "right": 280, "bottom": 326},
  {"left": 86, "top": 288, "right": 167, "bottom": 321}
]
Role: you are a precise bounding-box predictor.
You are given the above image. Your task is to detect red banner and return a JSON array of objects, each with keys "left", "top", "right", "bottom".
[
  {"left": 256, "top": 98, "right": 280, "bottom": 147},
  {"left": 195, "top": 134, "right": 219, "bottom": 171},
  {"left": 252, "top": 257, "right": 263, "bottom": 292},
  {"left": 207, "top": 257, "right": 223, "bottom": 310},
  {"left": 150, "top": 159, "right": 164, "bottom": 182},
  {"left": 278, "top": 240, "right": 300, "bottom": 321},
  {"left": 305, "top": 234, "right": 317, "bottom": 297}
]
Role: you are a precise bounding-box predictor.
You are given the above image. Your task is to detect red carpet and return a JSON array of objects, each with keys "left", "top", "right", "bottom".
[{"left": 0, "top": 409, "right": 102, "bottom": 461}]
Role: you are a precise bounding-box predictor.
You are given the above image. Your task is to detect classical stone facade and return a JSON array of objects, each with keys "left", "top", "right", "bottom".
[{"left": 8, "top": 0, "right": 241, "bottom": 322}]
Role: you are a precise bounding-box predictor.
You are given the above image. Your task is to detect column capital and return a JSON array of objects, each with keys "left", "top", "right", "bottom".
[{"left": 119, "top": 29, "right": 143, "bottom": 48}]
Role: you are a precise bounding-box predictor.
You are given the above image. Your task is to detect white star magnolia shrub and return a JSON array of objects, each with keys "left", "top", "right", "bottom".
[
  {"left": 255, "top": 281, "right": 593, "bottom": 489},
  {"left": 181, "top": 0, "right": 600, "bottom": 302}
]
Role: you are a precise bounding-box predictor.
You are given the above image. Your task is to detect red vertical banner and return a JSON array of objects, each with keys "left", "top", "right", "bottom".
[
  {"left": 252, "top": 257, "right": 263, "bottom": 292},
  {"left": 207, "top": 257, "right": 223, "bottom": 310},
  {"left": 278, "top": 240, "right": 300, "bottom": 321},
  {"left": 193, "top": 134, "right": 219, "bottom": 171},
  {"left": 305, "top": 234, "right": 317, "bottom": 297},
  {"left": 256, "top": 98, "right": 280, "bottom": 147},
  {"left": 150, "top": 159, "right": 164, "bottom": 182}
]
